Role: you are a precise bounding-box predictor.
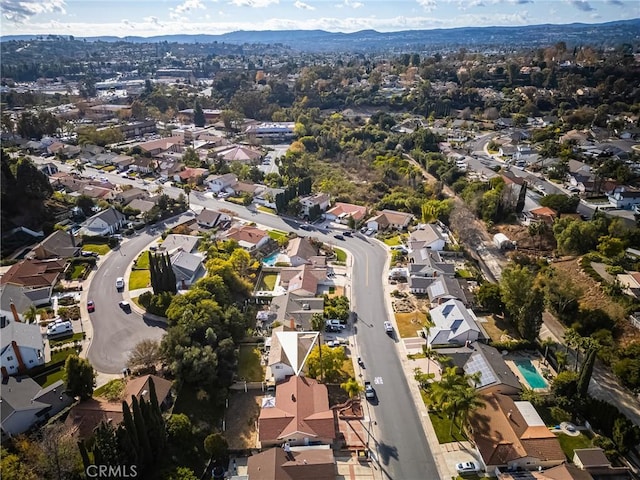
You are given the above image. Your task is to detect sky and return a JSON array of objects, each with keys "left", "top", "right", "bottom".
[{"left": 1, "top": 0, "right": 638, "bottom": 38}]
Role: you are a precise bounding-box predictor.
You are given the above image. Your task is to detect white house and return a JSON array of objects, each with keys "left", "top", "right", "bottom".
[
  {"left": 80, "top": 207, "right": 127, "bottom": 236},
  {"left": 206, "top": 173, "right": 237, "bottom": 194},
  {"left": 299, "top": 193, "right": 330, "bottom": 217},
  {"left": 267, "top": 329, "right": 318, "bottom": 383},
  {"left": 0, "top": 317, "right": 45, "bottom": 376},
  {"left": 170, "top": 250, "right": 206, "bottom": 290},
  {"left": 608, "top": 187, "right": 640, "bottom": 209},
  {"left": 408, "top": 224, "right": 446, "bottom": 251},
  {"left": 427, "top": 299, "right": 480, "bottom": 347},
  {"left": 1, "top": 376, "right": 73, "bottom": 437}
]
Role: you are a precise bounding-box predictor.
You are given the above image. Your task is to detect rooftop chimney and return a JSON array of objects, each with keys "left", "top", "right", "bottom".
[{"left": 9, "top": 302, "right": 20, "bottom": 323}]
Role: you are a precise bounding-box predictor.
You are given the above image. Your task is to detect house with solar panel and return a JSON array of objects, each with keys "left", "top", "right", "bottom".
[{"left": 427, "top": 299, "right": 484, "bottom": 348}]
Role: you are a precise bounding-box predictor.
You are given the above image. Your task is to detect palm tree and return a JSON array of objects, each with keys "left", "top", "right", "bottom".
[
  {"left": 340, "top": 378, "right": 364, "bottom": 399},
  {"left": 23, "top": 305, "right": 38, "bottom": 324},
  {"left": 72, "top": 160, "right": 85, "bottom": 176},
  {"left": 183, "top": 184, "right": 192, "bottom": 210},
  {"left": 430, "top": 367, "right": 484, "bottom": 436},
  {"left": 563, "top": 328, "right": 582, "bottom": 371}
]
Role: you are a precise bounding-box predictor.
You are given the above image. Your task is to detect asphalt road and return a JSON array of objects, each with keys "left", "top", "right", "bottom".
[{"left": 86, "top": 214, "right": 192, "bottom": 373}]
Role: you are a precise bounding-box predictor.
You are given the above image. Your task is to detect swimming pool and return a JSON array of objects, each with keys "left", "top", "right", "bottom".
[
  {"left": 514, "top": 359, "right": 548, "bottom": 389},
  {"left": 262, "top": 252, "right": 280, "bottom": 266}
]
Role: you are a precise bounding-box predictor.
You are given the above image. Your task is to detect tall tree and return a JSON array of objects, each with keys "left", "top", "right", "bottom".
[
  {"left": 64, "top": 355, "right": 95, "bottom": 399},
  {"left": 577, "top": 347, "right": 597, "bottom": 399},
  {"left": 193, "top": 101, "right": 206, "bottom": 127},
  {"left": 340, "top": 378, "right": 364, "bottom": 398}
]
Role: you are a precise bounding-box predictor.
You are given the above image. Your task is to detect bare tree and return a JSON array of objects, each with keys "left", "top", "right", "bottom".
[
  {"left": 36, "top": 423, "right": 83, "bottom": 480},
  {"left": 127, "top": 339, "right": 161, "bottom": 373}
]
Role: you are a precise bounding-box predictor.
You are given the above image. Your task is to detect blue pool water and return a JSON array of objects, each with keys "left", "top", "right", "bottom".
[
  {"left": 263, "top": 252, "right": 280, "bottom": 266},
  {"left": 514, "top": 359, "right": 548, "bottom": 389}
]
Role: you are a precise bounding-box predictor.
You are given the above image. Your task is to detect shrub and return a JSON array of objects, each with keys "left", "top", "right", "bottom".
[
  {"left": 147, "top": 292, "right": 173, "bottom": 317},
  {"left": 550, "top": 406, "right": 572, "bottom": 424},
  {"left": 139, "top": 291, "right": 153, "bottom": 309},
  {"left": 489, "top": 339, "right": 533, "bottom": 351}
]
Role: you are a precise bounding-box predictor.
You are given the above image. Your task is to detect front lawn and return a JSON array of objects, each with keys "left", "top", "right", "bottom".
[
  {"left": 268, "top": 229, "right": 288, "bottom": 242},
  {"left": 334, "top": 248, "right": 347, "bottom": 262},
  {"left": 49, "top": 332, "right": 84, "bottom": 347},
  {"left": 257, "top": 206, "right": 276, "bottom": 214},
  {"left": 68, "top": 264, "right": 87, "bottom": 280},
  {"left": 82, "top": 243, "right": 111, "bottom": 255},
  {"left": 36, "top": 369, "right": 65, "bottom": 388},
  {"left": 383, "top": 235, "right": 402, "bottom": 246},
  {"left": 394, "top": 311, "right": 428, "bottom": 338},
  {"left": 429, "top": 411, "right": 468, "bottom": 444},
  {"left": 134, "top": 251, "right": 150, "bottom": 269},
  {"left": 237, "top": 345, "right": 265, "bottom": 382},
  {"left": 94, "top": 379, "right": 125, "bottom": 401},
  {"left": 257, "top": 273, "right": 278, "bottom": 291},
  {"left": 557, "top": 432, "right": 592, "bottom": 460},
  {"left": 129, "top": 269, "right": 150, "bottom": 290}
]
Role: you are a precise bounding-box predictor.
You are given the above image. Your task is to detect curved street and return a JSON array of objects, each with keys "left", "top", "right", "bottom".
[{"left": 85, "top": 183, "right": 439, "bottom": 479}]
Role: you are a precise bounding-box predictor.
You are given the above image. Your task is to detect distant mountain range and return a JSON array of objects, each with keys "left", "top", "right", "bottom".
[{"left": 2, "top": 19, "right": 639, "bottom": 52}]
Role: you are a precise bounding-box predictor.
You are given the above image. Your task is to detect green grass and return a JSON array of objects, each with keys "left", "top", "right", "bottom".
[
  {"left": 50, "top": 347, "right": 80, "bottom": 364},
  {"left": 37, "top": 368, "right": 65, "bottom": 388},
  {"left": 49, "top": 333, "right": 84, "bottom": 347},
  {"left": 94, "top": 379, "right": 125, "bottom": 401},
  {"left": 257, "top": 272, "right": 278, "bottom": 291},
  {"left": 429, "top": 411, "right": 468, "bottom": 444},
  {"left": 237, "top": 345, "right": 265, "bottom": 382},
  {"left": 257, "top": 205, "right": 276, "bottom": 214},
  {"left": 383, "top": 235, "right": 402, "bottom": 246},
  {"left": 129, "top": 269, "right": 150, "bottom": 290},
  {"left": 69, "top": 264, "right": 86, "bottom": 280},
  {"left": 334, "top": 248, "right": 347, "bottom": 262},
  {"left": 134, "top": 251, "right": 150, "bottom": 269},
  {"left": 82, "top": 243, "right": 111, "bottom": 255},
  {"left": 268, "top": 229, "right": 288, "bottom": 241},
  {"left": 557, "top": 432, "right": 592, "bottom": 460},
  {"left": 456, "top": 269, "right": 474, "bottom": 279}
]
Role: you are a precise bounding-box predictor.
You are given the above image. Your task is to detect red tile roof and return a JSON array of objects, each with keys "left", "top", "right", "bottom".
[
  {"left": 0, "top": 258, "right": 66, "bottom": 288},
  {"left": 247, "top": 447, "right": 335, "bottom": 480}
]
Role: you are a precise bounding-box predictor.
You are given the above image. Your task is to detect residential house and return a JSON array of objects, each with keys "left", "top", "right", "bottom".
[
  {"left": 324, "top": 202, "right": 367, "bottom": 224},
  {"left": 366, "top": 209, "right": 414, "bottom": 232},
  {"left": 254, "top": 187, "right": 284, "bottom": 210},
  {"left": 608, "top": 187, "right": 640, "bottom": 209},
  {"left": 225, "top": 225, "right": 270, "bottom": 252},
  {"left": 446, "top": 342, "right": 521, "bottom": 396},
  {"left": 0, "top": 258, "right": 66, "bottom": 308},
  {"left": 280, "top": 264, "right": 328, "bottom": 297},
  {"left": 268, "top": 292, "right": 324, "bottom": 332},
  {"left": 470, "top": 392, "right": 565, "bottom": 472},
  {"left": 80, "top": 207, "right": 127, "bottom": 236},
  {"left": 258, "top": 375, "right": 336, "bottom": 448},
  {"left": 1, "top": 376, "right": 73, "bottom": 437},
  {"left": 618, "top": 271, "right": 640, "bottom": 298},
  {"left": 427, "top": 276, "right": 472, "bottom": 306},
  {"left": 127, "top": 198, "right": 155, "bottom": 214},
  {"left": 567, "top": 160, "right": 595, "bottom": 193},
  {"left": 39, "top": 162, "right": 58, "bottom": 176},
  {"left": 267, "top": 328, "right": 318, "bottom": 382},
  {"left": 0, "top": 284, "right": 35, "bottom": 321},
  {"left": 244, "top": 122, "right": 296, "bottom": 140},
  {"left": 161, "top": 234, "right": 201, "bottom": 254},
  {"left": 529, "top": 206, "right": 557, "bottom": 226},
  {"left": 130, "top": 156, "right": 155, "bottom": 174},
  {"left": 247, "top": 446, "right": 336, "bottom": 480},
  {"left": 139, "top": 138, "right": 183, "bottom": 156},
  {"left": 122, "top": 374, "right": 173, "bottom": 410},
  {"left": 408, "top": 224, "right": 446, "bottom": 251},
  {"left": 285, "top": 237, "right": 320, "bottom": 267},
  {"left": 170, "top": 250, "right": 206, "bottom": 290},
  {"left": 497, "top": 464, "right": 593, "bottom": 480},
  {"left": 1, "top": 316, "right": 45, "bottom": 376},
  {"left": 28, "top": 229, "right": 80, "bottom": 259},
  {"left": 427, "top": 299, "right": 481, "bottom": 348},
  {"left": 299, "top": 193, "right": 331, "bottom": 218},
  {"left": 499, "top": 145, "right": 517, "bottom": 158},
  {"left": 50, "top": 172, "right": 91, "bottom": 193},
  {"left": 80, "top": 184, "right": 114, "bottom": 201},
  {"left": 212, "top": 144, "right": 262, "bottom": 163},
  {"left": 501, "top": 171, "right": 527, "bottom": 207},
  {"left": 206, "top": 173, "right": 238, "bottom": 193},
  {"left": 407, "top": 248, "right": 456, "bottom": 294},
  {"left": 195, "top": 209, "right": 230, "bottom": 229},
  {"left": 115, "top": 187, "right": 148, "bottom": 206},
  {"left": 232, "top": 181, "right": 265, "bottom": 198},
  {"left": 112, "top": 154, "right": 136, "bottom": 171},
  {"left": 174, "top": 167, "right": 207, "bottom": 185}
]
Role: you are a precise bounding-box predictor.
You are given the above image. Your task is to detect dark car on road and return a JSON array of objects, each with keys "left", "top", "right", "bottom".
[
  {"left": 334, "top": 234, "right": 345, "bottom": 240},
  {"left": 119, "top": 301, "right": 131, "bottom": 313}
]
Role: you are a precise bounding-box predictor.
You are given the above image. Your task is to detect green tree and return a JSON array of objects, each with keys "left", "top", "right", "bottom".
[
  {"left": 203, "top": 433, "right": 229, "bottom": 463},
  {"left": 23, "top": 304, "right": 38, "bottom": 323},
  {"left": 577, "top": 347, "right": 597, "bottom": 399},
  {"left": 307, "top": 345, "right": 346, "bottom": 383},
  {"left": 182, "top": 147, "right": 201, "bottom": 168},
  {"left": 64, "top": 354, "right": 95, "bottom": 399},
  {"left": 475, "top": 282, "right": 504, "bottom": 315},
  {"left": 0, "top": 447, "right": 38, "bottom": 480},
  {"left": 499, "top": 264, "right": 543, "bottom": 341},
  {"left": 193, "top": 101, "right": 206, "bottom": 127},
  {"left": 340, "top": 378, "right": 364, "bottom": 398},
  {"left": 552, "top": 370, "right": 578, "bottom": 409},
  {"left": 539, "top": 194, "right": 579, "bottom": 213},
  {"left": 76, "top": 194, "right": 96, "bottom": 217},
  {"left": 166, "top": 414, "right": 192, "bottom": 442},
  {"left": 597, "top": 235, "right": 625, "bottom": 259},
  {"left": 311, "top": 312, "right": 325, "bottom": 331},
  {"left": 612, "top": 417, "right": 640, "bottom": 454},
  {"left": 543, "top": 269, "right": 583, "bottom": 320},
  {"left": 430, "top": 367, "right": 484, "bottom": 435}
]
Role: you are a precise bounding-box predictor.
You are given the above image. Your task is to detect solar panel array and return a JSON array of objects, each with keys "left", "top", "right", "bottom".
[{"left": 465, "top": 352, "right": 496, "bottom": 388}]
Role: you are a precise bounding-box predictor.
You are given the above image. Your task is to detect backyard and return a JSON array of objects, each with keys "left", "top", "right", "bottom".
[
  {"left": 225, "top": 390, "right": 262, "bottom": 449},
  {"left": 256, "top": 272, "right": 278, "bottom": 291},
  {"left": 478, "top": 314, "right": 520, "bottom": 343},
  {"left": 556, "top": 432, "right": 593, "bottom": 459},
  {"left": 237, "top": 345, "right": 265, "bottom": 382}
]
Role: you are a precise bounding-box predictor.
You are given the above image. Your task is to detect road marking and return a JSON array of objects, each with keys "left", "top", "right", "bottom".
[{"left": 374, "top": 376, "right": 383, "bottom": 385}]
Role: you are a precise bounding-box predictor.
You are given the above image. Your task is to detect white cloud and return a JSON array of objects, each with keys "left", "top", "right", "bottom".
[
  {"left": 294, "top": 0, "right": 315, "bottom": 9},
  {"left": 175, "top": 0, "right": 206, "bottom": 14},
  {"left": 2, "top": 0, "right": 66, "bottom": 23},
  {"left": 229, "top": 0, "right": 279, "bottom": 6},
  {"left": 344, "top": 0, "right": 363, "bottom": 7},
  {"left": 567, "top": 0, "right": 595, "bottom": 12},
  {"left": 416, "top": 0, "right": 437, "bottom": 10}
]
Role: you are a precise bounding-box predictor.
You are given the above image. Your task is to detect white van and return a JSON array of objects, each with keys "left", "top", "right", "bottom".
[{"left": 47, "top": 320, "right": 73, "bottom": 337}]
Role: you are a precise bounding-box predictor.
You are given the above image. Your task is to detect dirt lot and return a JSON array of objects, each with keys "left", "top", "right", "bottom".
[
  {"left": 225, "top": 390, "right": 262, "bottom": 450},
  {"left": 496, "top": 223, "right": 556, "bottom": 253}
]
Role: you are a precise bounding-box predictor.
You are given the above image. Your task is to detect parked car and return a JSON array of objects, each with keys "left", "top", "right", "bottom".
[
  {"left": 364, "top": 381, "right": 376, "bottom": 400},
  {"left": 119, "top": 301, "right": 131, "bottom": 313},
  {"left": 384, "top": 321, "right": 394, "bottom": 335},
  {"left": 47, "top": 320, "right": 73, "bottom": 337},
  {"left": 325, "top": 325, "right": 341, "bottom": 333},
  {"left": 300, "top": 224, "right": 313, "bottom": 231},
  {"left": 325, "top": 319, "right": 346, "bottom": 330},
  {"left": 343, "top": 231, "right": 352, "bottom": 237},
  {"left": 87, "top": 300, "right": 95, "bottom": 313},
  {"left": 81, "top": 251, "right": 99, "bottom": 258},
  {"left": 455, "top": 462, "right": 480, "bottom": 474},
  {"left": 115, "top": 277, "right": 125, "bottom": 291}
]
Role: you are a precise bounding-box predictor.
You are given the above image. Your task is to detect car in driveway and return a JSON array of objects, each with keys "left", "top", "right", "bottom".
[
  {"left": 81, "top": 250, "right": 99, "bottom": 258},
  {"left": 455, "top": 461, "right": 480, "bottom": 475},
  {"left": 118, "top": 301, "right": 131, "bottom": 313},
  {"left": 87, "top": 300, "right": 95, "bottom": 313},
  {"left": 325, "top": 319, "right": 346, "bottom": 330}
]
